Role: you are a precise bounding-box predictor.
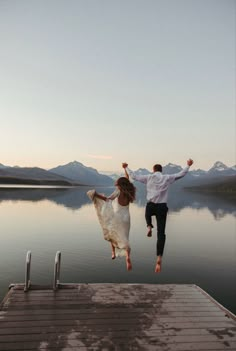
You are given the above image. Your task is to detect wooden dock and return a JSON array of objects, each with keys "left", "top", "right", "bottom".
[{"left": 0, "top": 284, "right": 236, "bottom": 350}]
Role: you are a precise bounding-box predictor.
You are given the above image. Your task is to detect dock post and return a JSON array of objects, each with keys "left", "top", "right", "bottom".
[
  {"left": 53, "top": 251, "right": 61, "bottom": 291},
  {"left": 24, "top": 251, "right": 31, "bottom": 292}
]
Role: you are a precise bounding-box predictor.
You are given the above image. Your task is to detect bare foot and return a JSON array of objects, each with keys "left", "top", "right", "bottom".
[
  {"left": 155, "top": 258, "right": 162, "bottom": 273},
  {"left": 147, "top": 226, "right": 152, "bottom": 237},
  {"left": 126, "top": 257, "right": 132, "bottom": 271},
  {"left": 111, "top": 243, "right": 116, "bottom": 260}
]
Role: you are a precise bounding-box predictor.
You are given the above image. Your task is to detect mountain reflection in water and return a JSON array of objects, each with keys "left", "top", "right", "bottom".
[{"left": 0, "top": 185, "right": 235, "bottom": 219}]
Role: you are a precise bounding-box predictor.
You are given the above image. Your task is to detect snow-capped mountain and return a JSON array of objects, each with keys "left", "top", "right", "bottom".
[
  {"left": 209, "top": 161, "right": 228, "bottom": 172},
  {"left": 0, "top": 161, "right": 113, "bottom": 186},
  {"left": 105, "top": 168, "right": 151, "bottom": 181},
  {"left": 208, "top": 161, "right": 236, "bottom": 176},
  {"left": 1, "top": 160, "right": 235, "bottom": 186},
  {"left": 124, "top": 164, "right": 184, "bottom": 176},
  {"left": 163, "top": 163, "right": 183, "bottom": 174},
  {"left": 49, "top": 161, "right": 113, "bottom": 186},
  {"left": 121, "top": 161, "right": 236, "bottom": 178},
  {"left": 190, "top": 169, "right": 207, "bottom": 177},
  {"left": 135, "top": 168, "right": 151, "bottom": 176},
  {"left": 109, "top": 161, "right": 236, "bottom": 190},
  {"left": 109, "top": 173, "right": 123, "bottom": 181}
]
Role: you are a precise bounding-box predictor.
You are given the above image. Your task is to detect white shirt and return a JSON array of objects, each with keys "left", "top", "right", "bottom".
[{"left": 127, "top": 166, "right": 190, "bottom": 204}]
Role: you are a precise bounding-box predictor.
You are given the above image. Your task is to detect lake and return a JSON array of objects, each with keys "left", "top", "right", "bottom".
[{"left": 0, "top": 185, "right": 235, "bottom": 315}]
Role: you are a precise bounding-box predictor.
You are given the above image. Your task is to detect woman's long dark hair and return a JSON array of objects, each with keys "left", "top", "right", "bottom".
[{"left": 116, "top": 177, "right": 136, "bottom": 203}]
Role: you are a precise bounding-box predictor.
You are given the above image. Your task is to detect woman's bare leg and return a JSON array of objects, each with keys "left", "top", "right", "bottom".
[
  {"left": 111, "top": 243, "right": 116, "bottom": 259},
  {"left": 126, "top": 248, "right": 132, "bottom": 271}
]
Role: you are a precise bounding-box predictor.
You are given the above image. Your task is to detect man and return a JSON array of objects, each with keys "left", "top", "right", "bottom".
[{"left": 122, "top": 159, "right": 194, "bottom": 273}]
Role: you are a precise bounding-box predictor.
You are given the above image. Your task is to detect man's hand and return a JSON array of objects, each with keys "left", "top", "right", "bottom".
[
  {"left": 187, "top": 159, "right": 194, "bottom": 167},
  {"left": 122, "top": 162, "right": 128, "bottom": 169}
]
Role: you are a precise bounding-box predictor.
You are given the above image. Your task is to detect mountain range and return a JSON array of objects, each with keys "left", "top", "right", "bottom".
[
  {"left": 0, "top": 161, "right": 113, "bottom": 186},
  {"left": 49, "top": 161, "right": 113, "bottom": 186},
  {"left": 0, "top": 161, "right": 235, "bottom": 188},
  {"left": 109, "top": 161, "right": 236, "bottom": 179}
]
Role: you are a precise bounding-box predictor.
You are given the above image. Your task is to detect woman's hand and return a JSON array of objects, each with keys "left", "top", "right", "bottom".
[{"left": 122, "top": 162, "right": 128, "bottom": 168}]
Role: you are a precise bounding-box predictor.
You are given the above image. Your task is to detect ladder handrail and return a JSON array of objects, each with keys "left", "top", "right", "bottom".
[
  {"left": 24, "top": 251, "right": 31, "bottom": 292},
  {"left": 53, "top": 251, "right": 61, "bottom": 290}
]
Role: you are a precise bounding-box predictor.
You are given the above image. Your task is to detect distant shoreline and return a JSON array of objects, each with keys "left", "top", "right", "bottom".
[
  {"left": 0, "top": 177, "right": 74, "bottom": 187},
  {"left": 0, "top": 177, "right": 111, "bottom": 188},
  {"left": 184, "top": 185, "right": 236, "bottom": 200}
]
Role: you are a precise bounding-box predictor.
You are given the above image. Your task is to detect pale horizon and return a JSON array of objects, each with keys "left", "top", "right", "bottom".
[{"left": 1, "top": 0, "right": 235, "bottom": 172}]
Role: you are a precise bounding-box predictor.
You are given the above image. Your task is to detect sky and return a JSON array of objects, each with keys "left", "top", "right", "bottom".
[{"left": 0, "top": 0, "right": 235, "bottom": 172}]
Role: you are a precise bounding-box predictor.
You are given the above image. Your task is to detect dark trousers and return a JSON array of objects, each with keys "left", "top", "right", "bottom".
[{"left": 145, "top": 202, "right": 168, "bottom": 256}]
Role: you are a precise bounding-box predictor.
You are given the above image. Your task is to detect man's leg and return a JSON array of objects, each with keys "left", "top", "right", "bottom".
[
  {"left": 155, "top": 203, "right": 168, "bottom": 272},
  {"left": 145, "top": 203, "right": 154, "bottom": 237}
]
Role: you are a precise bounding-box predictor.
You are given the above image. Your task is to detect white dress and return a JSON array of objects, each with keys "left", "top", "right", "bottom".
[{"left": 87, "top": 188, "right": 131, "bottom": 257}]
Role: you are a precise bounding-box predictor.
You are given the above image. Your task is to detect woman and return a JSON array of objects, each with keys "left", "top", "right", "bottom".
[{"left": 87, "top": 170, "right": 136, "bottom": 271}]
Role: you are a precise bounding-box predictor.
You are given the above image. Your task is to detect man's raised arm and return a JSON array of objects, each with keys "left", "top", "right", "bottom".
[
  {"left": 122, "top": 162, "right": 148, "bottom": 184},
  {"left": 169, "top": 159, "right": 194, "bottom": 181}
]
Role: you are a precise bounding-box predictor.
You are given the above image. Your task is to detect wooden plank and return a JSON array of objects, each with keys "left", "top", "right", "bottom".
[
  {"left": 9, "top": 293, "right": 206, "bottom": 301},
  {"left": 10, "top": 283, "right": 198, "bottom": 290},
  {"left": 0, "top": 309, "right": 226, "bottom": 318},
  {"left": 0, "top": 313, "right": 231, "bottom": 322},
  {"left": 0, "top": 284, "right": 235, "bottom": 351},
  {"left": 0, "top": 331, "right": 236, "bottom": 343},
  {"left": 9, "top": 293, "right": 203, "bottom": 300},
  {"left": 0, "top": 321, "right": 235, "bottom": 330},
  {"left": 2, "top": 301, "right": 222, "bottom": 310},
  {"left": 0, "top": 319, "right": 235, "bottom": 329},
  {"left": 0, "top": 341, "right": 235, "bottom": 351},
  {"left": 3, "top": 305, "right": 220, "bottom": 314},
  {"left": 4, "top": 302, "right": 217, "bottom": 309},
  {"left": 0, "top": 326, "right": 234, "bottom": 337}
]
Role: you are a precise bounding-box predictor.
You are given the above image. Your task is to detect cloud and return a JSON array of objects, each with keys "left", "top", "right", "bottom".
[{"left": 87, "top": 154, "right": 113, "bottom": 160}]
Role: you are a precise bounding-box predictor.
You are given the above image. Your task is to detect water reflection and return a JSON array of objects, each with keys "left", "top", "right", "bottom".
[
  {"left": 0, "top": 185, "right": 235, "bottom": 315},
  {"left": 0, "top": 185, "right": 235, "bottom": 219}
]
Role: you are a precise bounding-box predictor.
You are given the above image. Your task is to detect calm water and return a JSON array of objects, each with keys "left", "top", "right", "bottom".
[{"left": 0, "top": 186, "right": 235, "bottom": 314}]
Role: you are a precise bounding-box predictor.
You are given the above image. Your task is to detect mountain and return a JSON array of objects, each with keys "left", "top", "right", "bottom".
[
  {"left": 163, "top": 163, "right": 183, "bottom": 174},
  {"left": 109, "top": 162, "right": 236, "bottom": 196},
  {"left": 0, "top": 161, "right": 114, "bottom": 186},
  {"left": 1, "top": 160, "right": 235, "bottom": 187},
  {"left": 207, "top": 161, "right": 236, "bottom": 176},
  {"left": 113, "top": 161, "right": 236, "bottom": 179},
  {"left": 0, "top": 166, "right": 74, "bottom": 186},
  {"left": 108, "top": 168, "right": 151, "bottom": 181},
  {"left": 49, "top": 161, "right": 113, "bottom": 186},
  {"left": 135, "top": 168, "right": 150, "bottom": 176},
  {"left": 125, "top": 164, "right": 187, "bottom": 176},
  {"left": 190, "top": 169, "right": 207, "bottom": 177},
  {"left": 109, "top": 173, "right": 123, "bottom": 181}
]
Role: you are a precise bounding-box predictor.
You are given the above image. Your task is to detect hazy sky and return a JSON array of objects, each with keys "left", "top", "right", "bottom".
[{"left": 0, "top": 0, "right": 235, "bottom": 172}]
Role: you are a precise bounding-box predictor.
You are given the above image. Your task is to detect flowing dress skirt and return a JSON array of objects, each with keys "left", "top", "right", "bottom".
[{"left": 87, "top": 190, "right": 131, "bottom": 257}]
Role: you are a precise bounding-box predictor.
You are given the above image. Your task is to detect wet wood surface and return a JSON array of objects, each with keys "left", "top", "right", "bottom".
[{"left": 0, "top": 284, "right": 235, "bottom": 350}]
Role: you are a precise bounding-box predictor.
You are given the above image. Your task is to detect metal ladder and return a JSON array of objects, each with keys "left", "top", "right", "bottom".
[{"left": 9, "top": 250, "right": 62, "bottom": 292}]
